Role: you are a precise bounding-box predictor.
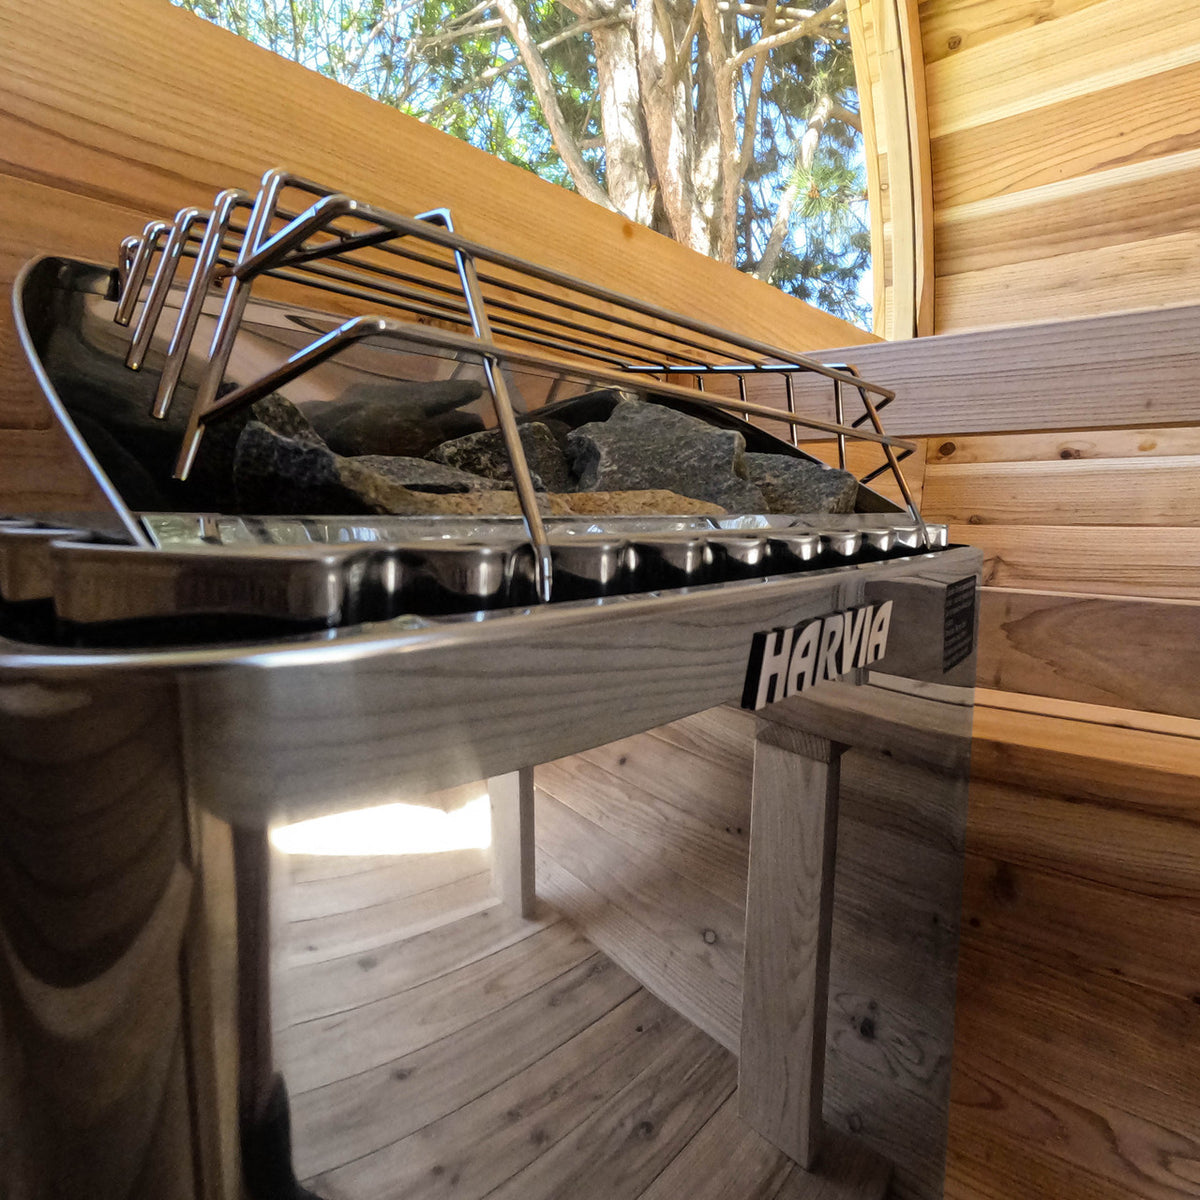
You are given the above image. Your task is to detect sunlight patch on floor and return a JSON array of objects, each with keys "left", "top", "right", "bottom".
[{"left": 270, "top": 792, "right": 492, "bottom": 856}]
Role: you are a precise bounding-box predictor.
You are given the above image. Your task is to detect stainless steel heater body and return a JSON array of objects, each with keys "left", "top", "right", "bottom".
[{"left": 0, "top": 172, "right": 979, "bottom": 1200}]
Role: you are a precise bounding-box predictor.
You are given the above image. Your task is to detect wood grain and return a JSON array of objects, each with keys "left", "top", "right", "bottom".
[
  {"left": 740, "top": 727, "right": 843, "bottom": 1167},
  {"left": 487, "top": 1026, "right": 735, "bottom": 1200},
  {"left": 314, "top": 989, "right": 695, "bottom": 1200},
  {"left": 975, "top": 588, "right": 1200, "bottom": 718},
  {"left": 928, "top": 425, "right": 1200, "bottom": 464},
  {"left": 929, "top": 59, "right": 1200, "bottom": 206},
  {"left": 280, "top": 919, "right": 595, "bottom": 1094},
  {"left": 280, "top": 902, "right": 558, "bottom": 1028},
  {"left": 534, "top": 788, "right": 746, "bottom": 1051},
  {"left": 935, "top": 228, "right": 1200, "bottom": 331},
  {"left": 924, "top": 456, "right": 1200, "bottom": 525},
  {"left": 925, "top": 0, "right": 1200, "bottom": 138},
  {"left": 918, "top": 0, "right": 1103, "bottom": 65},
  {"left": 806, "top": 304, "right": 1200, "bottom": 435},
  {"left": 290, "top": 949, "right": 640, "bottom": 1178},
  {"left": 536, "top": 754, "right": 749, "bottom": 908},
  {"left": 935, "top": 148, "right": 1200, "bottom": 276},
  {"left": 955, "top": 524, "right": 1200, "bottom": 599}
]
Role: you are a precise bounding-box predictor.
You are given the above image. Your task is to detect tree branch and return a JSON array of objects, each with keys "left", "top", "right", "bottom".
[
  {"left": 421, "top": 12, "right": 630, "bottom": 120},
  {"left": 830, "top": 101, "right": 861, "bottom": 131},
  {"left": 755, "top": 92, "right": 833, "bottom": 281},
  {"left": 717, "top": 2, "right": 820, "bottom": 20},
  {"left": 416, "top": 17, "right": 503, "bottom": 48},
  {"left": 728, "top": 0, "right": 846, "bottom": 70},
  {"left": 737, "top": 0, "right": 776, "bottom": 179},
  {"left": 494, "top": 0, "right": 615, "bottom": 209},
  {"left": 446, "top": 0, "right": 495, "bottom": 28}
]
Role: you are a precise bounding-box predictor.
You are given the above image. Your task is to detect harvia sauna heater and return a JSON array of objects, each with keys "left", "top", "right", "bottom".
[{"left": 0, "top": 170, "right": 978, "bottom": 1200}]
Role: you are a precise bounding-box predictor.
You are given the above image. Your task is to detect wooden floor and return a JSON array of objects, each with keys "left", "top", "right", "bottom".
[{"left": 274, "top": 848, "right": 889, "bottom": 1200}]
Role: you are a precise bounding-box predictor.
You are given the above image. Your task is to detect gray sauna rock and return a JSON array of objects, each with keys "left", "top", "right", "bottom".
[
  {"left": 234, "top": 423, "right": 503, "bottom": 515},
  {"left": 301, "top": 379, "right": 485, "bottom": 458},
  {"left": 351, "top": 455, "right": 502, "bottom": 493},
  {"left": 566, "top": 400, "right": 766, "bottom": 512},
  {"left": 431, "top": 422, "right": 570, "bottom": 492},
  {"left": 233, "top": 422, "right": 371, "bottom": 515},
  {"left": 744, "top": 452, "right": 858, "bottom": 514}
]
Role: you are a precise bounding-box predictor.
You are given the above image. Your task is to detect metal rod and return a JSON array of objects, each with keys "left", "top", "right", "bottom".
[
  {"left": 126, "top": 207, "right": 208, "bottom": 372},
  {"left": 785, "top": 374, "right": 799, "bottom": 448},
  {"left": 408, "top": 209, "right": 552, "bottom": 604},
  {"left": 154, "top": 188, "right": 254, "bottom": 419},
  {"left": 833, "top": 378, "right": 846, "bottom": 469},
  {"left": 847, "top": 372, "right": 929, "bottom": 545},
  {"left": 114, "top": 220, "right": 170, "bottom": 326},
  {"left": 228, "top": 185, "right": 895, "bottom": 398}
]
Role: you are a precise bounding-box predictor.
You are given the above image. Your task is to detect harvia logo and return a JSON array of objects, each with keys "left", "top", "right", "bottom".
[{"left": 741, "top": 601, "right": 893, "bottom": 711}]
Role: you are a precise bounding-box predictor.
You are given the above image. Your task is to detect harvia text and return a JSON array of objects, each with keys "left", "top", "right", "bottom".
[{"left": 740, "top": 601, "right": 893, "bottom": 711}]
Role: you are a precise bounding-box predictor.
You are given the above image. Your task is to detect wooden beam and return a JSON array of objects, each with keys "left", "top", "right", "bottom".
[
  {"left": 804, "top": 304, "right": 1200, "bottom": 436},
  {"left": 487, "top": 768, "right": 537, "bottom": 918},
  {"left": 740, "top": 720, "right": 844, "bottom": 1169}
]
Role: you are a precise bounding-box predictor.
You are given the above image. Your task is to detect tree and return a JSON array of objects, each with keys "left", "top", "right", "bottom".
[{"left": 176, "top": 0, "right": 870, "bottom": 325}]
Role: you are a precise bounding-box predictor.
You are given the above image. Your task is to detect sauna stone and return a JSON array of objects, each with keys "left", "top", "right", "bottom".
[
  {"left": 352, "top": 455, "right": 504, "bottom": 493},
  {"left": 233, "top": 422, "right": 723, "bottom": 516},
  {"left": 431, "top": 422, "right": 570, "bottom": 492},
  {"left": 567, "top": 400, "right": 766, "bottom": 512},
  {"left": 301, "top": 379, "right": 485, "bottom": 458},
  {"left": 744, "top": 452, "right": 858, "bottom": 514}
]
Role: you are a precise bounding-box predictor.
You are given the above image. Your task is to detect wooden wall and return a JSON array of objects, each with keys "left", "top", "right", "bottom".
[{"left": 920, "top": 0, "right": 1200, "bottom": 335}]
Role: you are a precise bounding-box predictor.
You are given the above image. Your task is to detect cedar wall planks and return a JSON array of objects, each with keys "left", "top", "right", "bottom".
[{"left": 921, "top": 0, "right": 1200, "bottom": 333}]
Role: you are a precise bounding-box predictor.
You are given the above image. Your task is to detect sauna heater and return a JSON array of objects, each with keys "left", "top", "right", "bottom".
[{"left": 0, "top": 170, "right": 978, "bottom": 1200}]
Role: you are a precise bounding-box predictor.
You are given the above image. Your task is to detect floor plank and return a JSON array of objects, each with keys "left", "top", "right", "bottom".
[
  {"left": 275, "top": 838, "right": 892, "bottom": 1200},
  {"left": 281, "top": 903, "right": 559, "bottom": 1028},
  {"left": 289, "top": 952, "right": 640, "bottom": 1179},
  {"left": 638, "top": 1094, "right": 794, "bottom": 1200},
  {"left": 484, "top": 1024, "right": 736, "bottom": 1200},
  {"left": 313, "top": 990, "right": 691, "bottom": 1200},
  {"left": 280, "top": 921, "right": 595, "bottom": 1093}
]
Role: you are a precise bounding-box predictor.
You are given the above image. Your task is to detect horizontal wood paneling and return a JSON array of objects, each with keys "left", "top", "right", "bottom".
[
  {"left": 976, "top": 589, "right": 1200, "bottom": 719},
  {"left": 929, "top": 59, "right": 1200, "bottom": 207},
  {"left": 934, "top": 229, "right": 1200, "bottom": 332},
  {"left": 935, "top": 149, "right": 1200, "bottom": 276},
  {"left": 946, "top": 701, "right": 1200, "bottom": 1199},
  {"left": 952, "top": 525, "right": 1200, "bottom": 598},
  {"left": 925, "top": 457, "right": 1200, "bottom": 525},
  {"left": 930, "top": 426, "right": 1200, "bottom": 464},
  {"left": 922, "top": 0, "right": 1200, "bottom": 332},
  {"left": 918, "top": 0, "right": 1104, "bottom": 65},
  {"left": 806, "top": 305, "right": 1200, "bottom": 436},
  {"left": 924, "top": 0, "right": 1200, "bottom": 139}
]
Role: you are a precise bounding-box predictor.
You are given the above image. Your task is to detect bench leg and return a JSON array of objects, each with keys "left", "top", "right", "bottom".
[
  {"left": 739, "top": 722, "right": 844, "bottom": 1169},
  {"left": 487, "top": 767, "right": 537, "bottom": 918}
]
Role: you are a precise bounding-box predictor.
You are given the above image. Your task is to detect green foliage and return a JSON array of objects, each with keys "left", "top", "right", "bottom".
[{"left": 172, "top": 0, "right": 871, "bottom": 326}]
